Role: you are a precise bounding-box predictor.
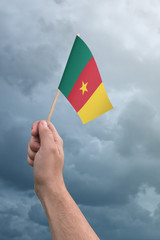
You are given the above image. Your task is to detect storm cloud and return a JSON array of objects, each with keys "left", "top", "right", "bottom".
[{"left": 0, "top": 0, "right": 160, "bottom": 239}]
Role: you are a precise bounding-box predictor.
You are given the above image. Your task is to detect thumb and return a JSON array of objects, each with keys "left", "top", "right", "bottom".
[{"left": 38, "top": 120, "right": 53, "bottom": 146}]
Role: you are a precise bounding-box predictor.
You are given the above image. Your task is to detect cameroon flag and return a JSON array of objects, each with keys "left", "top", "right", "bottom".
[{"left": 58, "top": 35, "right": 113, "bottom": 124}]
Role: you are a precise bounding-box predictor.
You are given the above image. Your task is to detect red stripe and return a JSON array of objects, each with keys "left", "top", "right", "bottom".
[{"left": 67, "top": 57, "right": 102, "bottom": 112}]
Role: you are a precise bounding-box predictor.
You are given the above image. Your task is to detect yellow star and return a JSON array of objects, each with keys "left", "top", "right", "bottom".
[{"left": 80, "top": 81, "right": 88, "bottom": 95}]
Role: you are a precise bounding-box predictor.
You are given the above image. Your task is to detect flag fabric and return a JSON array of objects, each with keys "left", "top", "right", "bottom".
[{"left": 58, "top": 35, "right": 113, "bottom": 124}]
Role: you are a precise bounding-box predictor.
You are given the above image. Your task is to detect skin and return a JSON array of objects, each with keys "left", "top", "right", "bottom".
[{"left": 27, "top": 120, "right": 100, "bottom": 240}]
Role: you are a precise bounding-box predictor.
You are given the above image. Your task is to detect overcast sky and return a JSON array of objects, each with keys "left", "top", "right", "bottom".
[{"left": 0, "top": 0, "right": 160, "bottom": 239}]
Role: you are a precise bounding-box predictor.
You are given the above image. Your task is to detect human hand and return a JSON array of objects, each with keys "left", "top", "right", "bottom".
[{"left": 27, "top": 120, "right": 65, "bottom": 200}]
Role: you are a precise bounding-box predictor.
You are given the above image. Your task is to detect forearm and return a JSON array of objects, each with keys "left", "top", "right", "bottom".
[
  {"left": 28, "top": 121, "right": 99, "bottom": 239},
  {"left": 39, "top": 184, "right": 100, "bottom": 240}
]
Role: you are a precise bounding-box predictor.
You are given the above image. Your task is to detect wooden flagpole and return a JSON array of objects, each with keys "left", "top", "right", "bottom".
[
  {"left": 47, "top": 33, "right": 80, "bottom": 123},
  {"left": 47, "top": 89, "right": 60, "bottom": 123}
]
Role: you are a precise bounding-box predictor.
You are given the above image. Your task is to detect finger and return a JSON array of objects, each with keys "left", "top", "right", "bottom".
[
  {"left": 29, "top": 136, "right": 40, "bottom": 152},
  {"left": 38, "top": 120, "right": 54, "bottom": 147},
  {"left": 31, "top": 121, "right": 40, "bottom": 137},
  {"left": 28, "top": 144, "right": 36, "bottom": 160},
  {"left": 27, "top": 156, "right": 34, "bottom": 167},
  {"left": 48, "top": 122, "right": 63, "bottom": 147}
]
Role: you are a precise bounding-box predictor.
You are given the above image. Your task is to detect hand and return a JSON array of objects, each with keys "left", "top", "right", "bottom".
[
  {"left": 27, "top": 120, "right": 65, "bottom": 200},
  {"left": 27, "top": 121, "right": 100, "bottom": 240}
]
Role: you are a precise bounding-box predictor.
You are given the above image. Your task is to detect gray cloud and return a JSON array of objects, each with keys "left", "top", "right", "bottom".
[
  {"left": 1, "top": 0, "right": 160, "bottom": 239},
  {"left": 0, "top": 44, "right": 59, "bottom": 94},
  {"left": 62, "top": 94, "right": 160, "bottom": 208},
  {"left": 0, "top": 119, "right": 34, "bottom": 190},
  {"left": 116, "top": 97, "right": 160, "bottom": 158},
  {"left": 54, "top": 0, "right": 65, "bottom": 3},
  {"left": 0, "top": 187, "right": 51, "bottom": 240},
  {"left": 0, "top": 0, "right": 74, "bottom": 95},
  {"left": 28, "top": 203, "right": 48, "bottom": 226},
  {"left": 0, "top": 213, "right": 22, "bottom": 239}
]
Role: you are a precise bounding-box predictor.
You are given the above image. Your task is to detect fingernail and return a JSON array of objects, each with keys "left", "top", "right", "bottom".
[{"left": 40, "top": 120, "right": 48, "bottom": 127}]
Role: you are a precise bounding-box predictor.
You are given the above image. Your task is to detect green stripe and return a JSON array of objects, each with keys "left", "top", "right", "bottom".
[{"left": 58, "top": 36, "right": 93, "bottom": 98}]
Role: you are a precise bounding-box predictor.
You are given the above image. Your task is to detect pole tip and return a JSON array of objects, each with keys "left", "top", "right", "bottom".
[{"left": 77, "top": 33, "right": 80, "bottom": 37}]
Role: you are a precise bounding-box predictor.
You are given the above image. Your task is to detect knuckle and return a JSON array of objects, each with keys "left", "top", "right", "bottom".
[
  {"left": 27, "top": 156, "right": 33, "bottom": 167},
  {"left": 50, "top": 144, "right": 57, "bottom": 154},
  {"left": 51, "top": 146, "right": 56, "bottom": 153},
  {"left": 30, "top": 136, "right": 35, "bottom": 145},
  {"left": 29, "top": 136, "right": 40, "bottom": 152},
  {"left": 28, "top": 149, "right": 35, "bottom": 160},
  {"left": 31, "top": 141, "right": 40, "bottom": 152},
  {"left": 35, "top": 142, "right": 40, "bottom": 150},
  {"left": 32, "top": 120, "right": 39, "bottom": 128}
]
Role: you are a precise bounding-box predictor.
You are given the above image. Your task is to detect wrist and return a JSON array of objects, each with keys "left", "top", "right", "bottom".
[
  {"left": 34, "top": 178, "right": 67, "bottom": 203},
  {"left": 36, "top": 181, "right": 69, "bottom": 223}
]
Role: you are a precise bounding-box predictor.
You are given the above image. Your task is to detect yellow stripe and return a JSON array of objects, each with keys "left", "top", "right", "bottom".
[{"left": 78, "top": 83, "right": 113, "bottom": 124}]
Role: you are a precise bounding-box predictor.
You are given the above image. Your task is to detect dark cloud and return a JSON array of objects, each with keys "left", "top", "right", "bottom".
[
  {"left": 0, "top": 213, "right": 22, "bottom": 239},
  {"left": 28, "top": 203, "right": 48, "bottom": 226},
  {"left": 80, "top": 201, "right": 160, "bottom": 240},
  {"left": 0, "top": 44, "right": 59, "bottom": 94},
  {"left": 0, "top": 120, "right": 34, "bottom": 190},
  {"left": 0, "top": 187, "right": 51, "bottom": 240},
  {"left": 0, "top": 0, "right": 74, "bottom": 95},
  {"left": 61, "top": 96, "right": 160, "bottom": 208},
  {"left": 0, "top": 0, "right": 160, "bottom": 239},
  {"left": 54, "top": 0, "right": 65, "bottom": 3},
  {"left": 116, "top": 98, "right": 160, "bottom": 157}
]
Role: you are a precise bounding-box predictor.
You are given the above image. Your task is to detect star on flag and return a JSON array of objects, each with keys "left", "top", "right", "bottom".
[{"left": 80, "top": 81, "right": 88, "bottom": 95}]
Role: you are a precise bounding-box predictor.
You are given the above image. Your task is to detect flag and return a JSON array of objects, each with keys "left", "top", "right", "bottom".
[{"left": 58, "top": 35, "right": 113, "bottom": 124}]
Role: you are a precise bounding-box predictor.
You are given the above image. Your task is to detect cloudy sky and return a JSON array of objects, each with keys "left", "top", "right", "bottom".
[{"left": 0, "top": 0, "right": 160, "bottom": 239}]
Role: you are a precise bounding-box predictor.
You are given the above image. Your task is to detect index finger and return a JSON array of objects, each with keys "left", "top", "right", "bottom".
[
  {"left": 31, "top": 120, "right": 40, "bottom": 137},
  {"left": 47, "top": 121, "right": 63, "bottom": 146}
]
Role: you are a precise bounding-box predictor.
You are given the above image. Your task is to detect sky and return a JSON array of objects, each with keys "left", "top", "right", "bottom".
[{"left": 0, "top": 0, "right": 160, "bottom": 239}]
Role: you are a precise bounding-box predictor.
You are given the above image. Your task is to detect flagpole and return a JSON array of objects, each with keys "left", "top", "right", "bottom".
[
  {"left": 47, "top": 89, "right": 60, "bottom": 123},
  {"left": 47, "top": 34, "right": 80, "bottom": 123}
]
